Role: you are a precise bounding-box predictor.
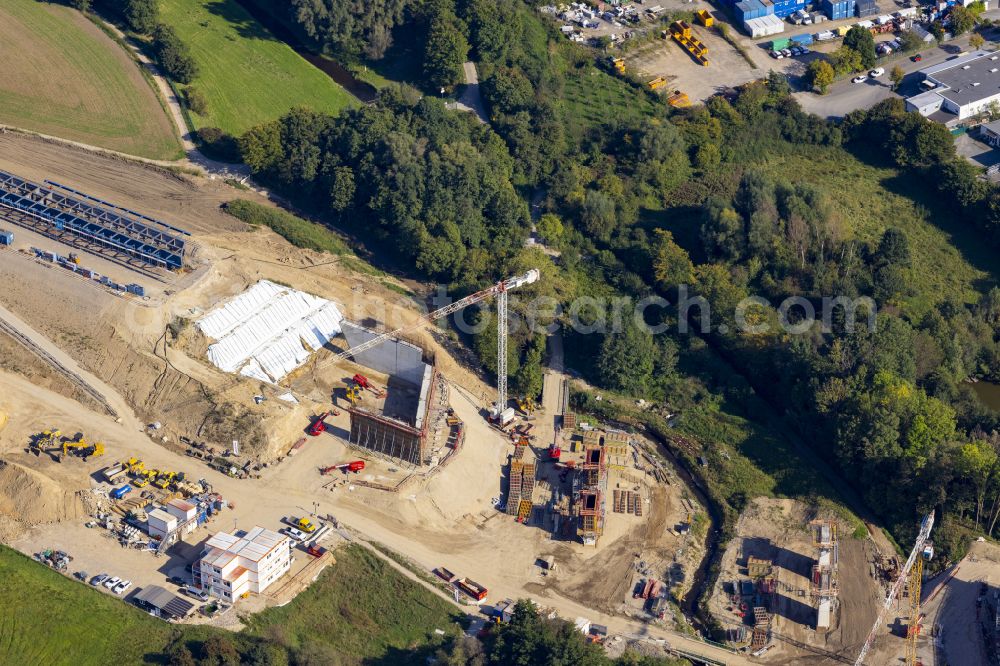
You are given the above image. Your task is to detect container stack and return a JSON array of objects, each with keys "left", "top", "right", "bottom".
[
  {"left": 771, "top": 0, "right": 807, "bottom": 17},
  {"left": 856, "top": 0, "right": 878, "bottom": 17},
  {"left": 791, "top": 32, "right": 814, "bottom": 45},
  {"left": 820, "top": 0, "right": 856, "bottom": 19}
]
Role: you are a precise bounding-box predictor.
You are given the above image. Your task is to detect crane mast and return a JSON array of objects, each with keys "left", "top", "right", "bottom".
[{"left": 854, "top": 512, "right": 935, "bottom": 666}]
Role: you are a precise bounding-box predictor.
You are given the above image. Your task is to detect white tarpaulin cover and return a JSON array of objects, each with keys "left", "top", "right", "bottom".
[{"left": 198, "top": 280, "right": 343, "bottom": 382}]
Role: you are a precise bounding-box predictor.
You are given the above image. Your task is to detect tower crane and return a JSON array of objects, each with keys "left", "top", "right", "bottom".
[
  {"left": 313, "top": 269, "right": 540, "bottom": 419},
  {"left": 853, "top": 512, "right": 935, "bottom": 666}
]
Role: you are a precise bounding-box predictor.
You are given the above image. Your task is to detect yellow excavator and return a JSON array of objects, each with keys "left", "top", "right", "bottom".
[
  {"left": 62, "top": 437, "right": 104, "bottom": 461},
  {"left": 516, "top": 396, "right": 536, "bottom": 414}
]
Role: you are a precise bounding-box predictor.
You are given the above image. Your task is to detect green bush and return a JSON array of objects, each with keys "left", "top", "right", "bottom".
[{"left": 223, "top": 199, "right": 348, "bottom": 255}]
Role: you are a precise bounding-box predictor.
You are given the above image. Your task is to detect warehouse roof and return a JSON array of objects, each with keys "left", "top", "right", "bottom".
[{"left": 925, "top": 50, "right": 1000, "bottom": 107}]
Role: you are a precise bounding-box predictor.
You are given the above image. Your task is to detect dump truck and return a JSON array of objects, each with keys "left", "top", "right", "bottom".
[
  {"left": 455, "top": 577, "right": 488, "bottom": 601},
  {"left": 435, "top": 567, "right": 456, "bottom": 583}
]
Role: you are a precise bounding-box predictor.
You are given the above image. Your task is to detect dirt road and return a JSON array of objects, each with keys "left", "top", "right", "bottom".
[
  {"left": 919, "top": 541, "right": 1000, "bottom": 666},
  {"left": 0, "top": 303, "right": 124, "bottom": 420}
]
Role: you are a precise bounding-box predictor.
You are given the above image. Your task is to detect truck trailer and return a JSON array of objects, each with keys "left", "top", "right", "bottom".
[{"left": 455, "top": 577, "right": 488, "bottom": 601}]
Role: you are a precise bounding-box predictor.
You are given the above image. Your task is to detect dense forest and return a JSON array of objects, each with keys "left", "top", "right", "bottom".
[{"left": 232, "top": 0, "right": 1000, "bottom": 575}]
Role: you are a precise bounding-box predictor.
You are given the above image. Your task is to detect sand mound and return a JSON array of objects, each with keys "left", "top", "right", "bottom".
[{"left": 0, "top": 460, "right": 83, "bottom": 525}]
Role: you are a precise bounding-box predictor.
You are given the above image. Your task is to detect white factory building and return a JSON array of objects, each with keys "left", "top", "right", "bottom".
[
  {"left": 198, "top": 526, "right": 291, "bottom": 601},
  {"left": 906, "top": 50, "right": 1000, "bottom": 124}
]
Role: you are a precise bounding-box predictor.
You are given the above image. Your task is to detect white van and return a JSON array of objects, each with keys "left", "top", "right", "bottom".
[{"left": 869, "top": 67, "right": 885, "bottom": 78}]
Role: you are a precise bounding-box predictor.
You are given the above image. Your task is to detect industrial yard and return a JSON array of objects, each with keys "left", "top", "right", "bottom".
[{"left": 0, "top": 129, "right": 720, "bottom": 657}]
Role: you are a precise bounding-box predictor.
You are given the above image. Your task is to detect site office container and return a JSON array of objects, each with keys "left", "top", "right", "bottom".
[
  {"left": 771, "top": 37, "right": 792, "bottom": 49},
  {"left": 0, "top": 230, "right": 12, "bottom": 245},
  {"left": 791, "top": 32, "right": 814, "bottom": 44}
]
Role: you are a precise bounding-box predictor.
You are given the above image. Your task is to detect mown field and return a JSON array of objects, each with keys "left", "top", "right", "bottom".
[
  {"left": 0, "top": 0, "right": 181, "bottom": 160},
  {"left": 0, "top": 544, "right": 460, "bottom": 665},
  {"left": 159, "top": 0, "right": 356, "bottom": 137}
]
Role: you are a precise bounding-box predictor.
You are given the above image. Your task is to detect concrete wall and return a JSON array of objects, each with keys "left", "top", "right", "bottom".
[
  {"left": 349, "top": 409, "right": 424, "bottom": 466},
  {"left": 342, "top": 321, "right": 426, "bottom": 386}
]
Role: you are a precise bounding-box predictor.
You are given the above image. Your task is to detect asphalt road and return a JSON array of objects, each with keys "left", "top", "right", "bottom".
[{"left": 793, "top": 27, "right": 998, "bottom": 118}]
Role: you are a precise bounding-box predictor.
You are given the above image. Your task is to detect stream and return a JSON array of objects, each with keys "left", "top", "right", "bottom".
[
  {"left": 233, "top": 0, "right": 378, "bottom": 104},
  {"left": 648, "top": 432, "right": 722, "bottom": 635}
]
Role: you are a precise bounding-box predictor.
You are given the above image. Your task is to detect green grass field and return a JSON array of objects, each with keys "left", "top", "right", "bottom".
[
  {"left": 758, "top": 146, "right": 994, "bottom": 316},
  {"left": 159, "top": 0, "right": 356, "bottom": 137},
  {"left": 243, "top": 545, "right": 462, "bottom": 662},
  {"left": 0, "top": 544, "right": 460, "bottom": 665},
  {"left": 0, "top": 0, "right": 181, "bottom": 160},
  {"left": 0, "top": 547, "right": 174, "bottom": 665}
]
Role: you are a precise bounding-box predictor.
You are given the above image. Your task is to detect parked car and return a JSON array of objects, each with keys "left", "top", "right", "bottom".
[
  {"left": 113, "top": 579, "right": 132, "bottom": 595},
  {"left": 770, "top": 50, "right": 783, "bottom": 59},
  {"left": 869, "top": 67, "right": 885, "bottom": 77},
  {"left": 781, "top": 48, "right": 792, "bottom": 57},
  {"left": 73, "top": 571, "right": 88, "bottom": 582},
  {"left": 182, "top": 586, "right": 210, "bottom": 602},
  {"left": 852, "top": 75, "right": 868, "bottom": 83},
  {"left": 103, "top": 576, "right": 121, "bottom": 589},
  {"left": 91, "top": 573, "right": 109, "bottom": 587},
  {"left": 911, "top": 53, "right": 922, "bottom": 62},
  {"left": 798, "top": 46, "right": 811, "bottom": 54},
  {"left": 168, "top": 575, "right": 187, "bottom": 586},
  {"left": 286, "top": 527, "right": 307, "bottom": 541}
]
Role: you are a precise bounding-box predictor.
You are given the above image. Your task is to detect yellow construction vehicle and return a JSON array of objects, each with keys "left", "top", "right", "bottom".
[
  {"left": 516, "top": 396, "right": 536, "bottom": 414},
  {"left": 61, "top": 438, "right": 104, "bottom": 461},
  {"left": 31, "top": 429, "right": 61, "bottom": 455},
  {"left": 610, "top": 57, "right": 626, "bottom": 74},
  {"left": 345, "top": 385, "right": 362, "bottom": 406},
  {"left": 124, "top": 457, "right": 145, "bottom": 475},
  {"left": 134, "top": 476, "right": 150, "bottom": 488},
  {"left": 154, "top": 471, "right": 176, "bottom": 490}
]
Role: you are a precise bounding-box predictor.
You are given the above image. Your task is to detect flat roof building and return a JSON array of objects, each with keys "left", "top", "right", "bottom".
[
  {"left": 133, "top": 585, "right": 195, "bottom": 620},
  {"left": 199, "top": 526, "right": 291, "bottom": 602},
  {"left": 907, "top": 50, "right": 1000, "bottom": 123}
]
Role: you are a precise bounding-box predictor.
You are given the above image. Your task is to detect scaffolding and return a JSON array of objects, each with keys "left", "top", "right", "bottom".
[
  {"left": 0, "top": 169, "right": 186, "bottom": 269},
  {"left": 811, "top": 519, "right": 839, "bottom": 631}
]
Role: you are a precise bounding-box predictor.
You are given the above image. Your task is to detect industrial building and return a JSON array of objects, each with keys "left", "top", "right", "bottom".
[
  {"left": 0, "top": 169, "right": 188, "bottom": 270},
  {"left": 197, "top": 526, "right": 291, "bottom": 601},
  {"left": 906, "top": 50, "right": 1000, "bottom": 124},
  {"left": 343, "top": 322, "right": 439, "bottom": 467},
  {"left": 979, "top": 118, "right": 1000, "bottom": 147}
]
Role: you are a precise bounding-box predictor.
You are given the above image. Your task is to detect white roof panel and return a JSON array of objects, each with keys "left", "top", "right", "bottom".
[{"left": 198, "top": 280, "right": 343, "bottom": 382}]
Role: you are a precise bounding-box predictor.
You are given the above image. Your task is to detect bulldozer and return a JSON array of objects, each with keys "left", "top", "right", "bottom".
[
  {"left": 61, "top": 436, "right": 104, "bottom": 461},
  {"left": 154, "top": 471, "right": 176, "bottom": 490}
]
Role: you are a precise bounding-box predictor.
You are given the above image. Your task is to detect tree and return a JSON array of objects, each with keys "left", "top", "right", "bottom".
[
  {"left": 970, "top": 33, "right": 985, "bottom": 50},
  {"left": 898, "top": 29, "right": 924, "bottom": 53},
  {"left": 808, "top": 59, "right": 835, "bottom": 94},
  {"left": 950, "top": 6, "right": 976, "bottom": 36},
  {"left": 957, "top": 440, "right": 998, "bottom": 528},
  {"left": 185, "top": 87, "right": 208, "bottom": 115},
  {"left": 167, "top": 644, "right": 196, "bottom": 666},
  {"left": 890, "top": 65, "right": 905, "bottom": 91},
  {"left": 123, "top": 0, "right": 158, "bottom": 34},
  {"left": 423, "top": 13, "right": 469, "bottom": 89},
  {"left": 536, "top": 213, "right": 563, "bottom": 245},
  {"left": 844, "top": 27, "right": 877, "bottom": 69},
  {"left": 152, "top": 23, "right": 198, "bottom": 84},
  {"left": 831, "top": 46, "right": 863, "bottom": 75},
  {"left": 652, "top": 229, "right": 694, "bottom": 288},
  {"left": 597, "top": 319, "right": 656, "bottom": 395},
  {"left": 69, "top": 0, "right": 91, "bottom": 11},
  {"left": 199, "top": 635, "right": 240, "bottom": 666},
  {"left": 876, "top": 228, "right": 911, "bottom": 267}
]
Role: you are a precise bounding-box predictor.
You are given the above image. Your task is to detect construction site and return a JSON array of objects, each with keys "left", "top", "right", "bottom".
[
  {"left": 0, "top": 130, "right": 723, "bottom": 655},
  {"left": 0, "top": 129, "right": 986, "bottom": 666}
]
